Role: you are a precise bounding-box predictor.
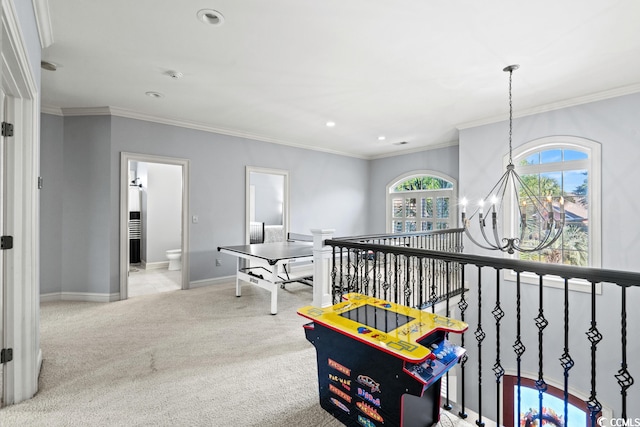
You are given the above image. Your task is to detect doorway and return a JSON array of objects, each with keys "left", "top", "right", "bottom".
[
  {"left": 0, "top": 80, "right": 5, "bottom": 407},
  {"left": 245, "top": 166, "right": 289, "bottom": 244},
  {"left": 119, "top": 153, "right": 190, "bottom": 300}
]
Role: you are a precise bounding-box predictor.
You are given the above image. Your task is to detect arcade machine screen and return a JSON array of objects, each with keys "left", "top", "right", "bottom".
[{"left": 339, "top": 304, "right": 415, "bottom": 333}]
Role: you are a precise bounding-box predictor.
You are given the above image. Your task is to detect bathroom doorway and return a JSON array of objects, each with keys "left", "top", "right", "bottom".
[{"left": 119, "top": 153, "right": 190, "bottom": 300}]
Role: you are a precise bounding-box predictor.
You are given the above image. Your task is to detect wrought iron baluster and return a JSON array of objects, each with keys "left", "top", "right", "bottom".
[
  {"left": 535, "top": 275, "right": 548, "bottom": 427},
  {"left": 361, "top": 248, "right": 370, "bottom": 296},
  {"left": 404, "top": 254, "right": 413, "bottom": 307},
  {"left": 372, "top": 250, "right": 379, "bottom": 299},
  {"left": 346, "top": 247, "right": 352, "bottom": 294},
  {"left": 430, "top": 259, "right": 437, "bottom": 312},
  {"left": 458, "top": 265, "right": 468, "bottom": 419},
  {"left": 475, "top": 266, "right": 485, "bottom": 427},
  {"left": 418, "top": 257, "right": 424, "bottom": 307},
  {"left": 382, "top": 252, "right": 389, "bottom": 301},
  {"left": 513, "top": 272, "right": 526, "bottom": 427},
  {"left": 443, "top": 261, "right": 452, "bottom": 410},
  {"left": 336, "top": 247, "right": 345, "bottom": 303},
  {"left": 492, "top": 268, "right": 504, "bottom": 427},
  {"left": 560, "top": 278, "right": 574, "bottom": 427},
  {"left": 586, "top": 280, "right": 602, "bottom": 427},
  {"left": 615, "top": 285, "right": 633, "bottom": 418},
  {"left": 394, "top": 253, "right": 399, "bottom": 303}
]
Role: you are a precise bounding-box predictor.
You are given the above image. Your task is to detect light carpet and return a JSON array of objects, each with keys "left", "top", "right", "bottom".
[{"left": 0, "top": 281, "right": 469, "bottom": 427}]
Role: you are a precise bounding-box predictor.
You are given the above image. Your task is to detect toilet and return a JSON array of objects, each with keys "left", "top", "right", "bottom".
[{"left": 166, "top": 249, "right": 182, "bottom": 271}]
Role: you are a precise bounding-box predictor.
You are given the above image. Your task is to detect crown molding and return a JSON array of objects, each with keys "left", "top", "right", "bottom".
[
  {"left": 108, "top": 106, "right": 370, "bottom": 159},
  {"left": 457, "top": 82, "right": 640, "bottom": 130},
  {"left": 369, "top": 140, "right": 459, "bottom": 160},
  {"left": 46, "top": 105, "right": 371, "bottom": 159},
  {"left": 41, "top": 105, "right": 459, "bottom": 160},
  {"left": 40, "top": 104, "right": 62, "bottom": 115},
  {"left": 32, "top": 0, "right": 54, "bottom": 48},
  {"left": 61, "top": 106, "right": 112, "bottom": 116}
]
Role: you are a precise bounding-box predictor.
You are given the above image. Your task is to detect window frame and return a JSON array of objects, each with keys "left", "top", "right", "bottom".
[
  {"left": 505, "top": 136, "right": 602, "bottom": 293},
  {"left": 386, "top": 170, "right": 458, "bottom": 234}
]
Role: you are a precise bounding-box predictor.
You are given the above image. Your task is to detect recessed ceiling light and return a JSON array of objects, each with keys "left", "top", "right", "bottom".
[
  {"left": 197, "top": 9, "right": 225, "bottom": 26},
  {"left": 41, "top": 60, "right": 58, "bottom": 71},
  {"left": 378, "top": 136, "right": 386, "bottom": 141},
  {"left": 145, "top": 91, "right": 164, "bottom": 98},
  {"left": 165, "top": 70, "right": 183, "bottom": 79},
  {"left": 326, "top": 121, "right": 336, "bottom": 127}
]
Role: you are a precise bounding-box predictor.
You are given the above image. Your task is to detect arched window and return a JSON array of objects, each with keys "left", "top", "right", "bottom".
[
  {"left": 386, "top": 171, "right": 457, "bottom": 233},
  {"left": 511, "top": 136, "right": 601, "bottom": 268}
]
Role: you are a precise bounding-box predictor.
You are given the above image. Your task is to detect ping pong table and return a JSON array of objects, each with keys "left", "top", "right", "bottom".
[{"left": 217, "top": 235, "right": 314, "bottom": 314}]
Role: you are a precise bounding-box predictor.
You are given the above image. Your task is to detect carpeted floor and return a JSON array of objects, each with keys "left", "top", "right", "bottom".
[{"left": 0, "top": 281, "right": 472, "bottom": 427}]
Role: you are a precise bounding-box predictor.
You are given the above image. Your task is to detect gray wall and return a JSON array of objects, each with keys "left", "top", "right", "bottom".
[
  {"left": 40, "top": 113, "right": 64, "bottom": 295},
  {"left": 367, "top": 145, "right": 459, "bottom": 233},
  {"left": 458, "top": 92, "right": 640, "bottom": 417},
  {"left": 63, "top": 116, "right": 113, "bottom": 294},
  {"left": 40, "top": 114, "right": 370, "bottom": 295}
]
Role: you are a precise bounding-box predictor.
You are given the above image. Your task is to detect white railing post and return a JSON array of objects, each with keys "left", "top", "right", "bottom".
[{"left": 311, "top": 228, "right": 335, "bottom": 308}]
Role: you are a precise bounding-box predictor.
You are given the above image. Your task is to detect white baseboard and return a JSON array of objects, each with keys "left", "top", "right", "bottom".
[
  {"left": 40, "top": 292, "right": 120, "bottom": 303},
  {"left": 40, "top": 276, "right": 235, "bottom": 303},
  {"left": 189, "top": 275, "right": 235, "bottom": 289},
  {"left": 143, "top": 260, "right": 169, "bottom": 270}
]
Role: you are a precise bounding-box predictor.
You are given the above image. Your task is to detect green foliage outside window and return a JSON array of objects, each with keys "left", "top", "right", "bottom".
[
  {"left": 516, "top": 164, "right": 589, "bottom": 266},
  {"left": 393, "top": 177, "right": 453, "bottom": 192}
]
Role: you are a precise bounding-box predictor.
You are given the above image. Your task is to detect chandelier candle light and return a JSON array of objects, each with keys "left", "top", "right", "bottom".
[{"left": 461, "top": 65, "right": 565, "bottom": 254}]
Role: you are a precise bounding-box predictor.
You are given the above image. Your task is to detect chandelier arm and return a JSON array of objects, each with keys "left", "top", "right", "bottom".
[
  {"left": 514, "top": 230, "right": 561, "bottom": 253},
  {"left": 524, "top": 214, "right": 566, "bottom": 253},
  {"left": 462, "top": 170, "right": 510, "bottom": 223},
  {"left": 479, "top": 214, "right": 504, "bottom": 250},
  {"left": 489, "top": 209, "right": 510, "bottom": 251},
  {"left": 511, "top": 172, "right": 550, "bottom": 217},
  {"left": 463, "top": 226, "right": 503, "bottom": 251},
  {"left": 513, "top": 211, "right": 565, "bottom": 253},
  {"left": 514, "top": 184, "right": 530, "bottom": 244},
  {"left": 483, "top": 169, "right": 511, "bottom": 201}
]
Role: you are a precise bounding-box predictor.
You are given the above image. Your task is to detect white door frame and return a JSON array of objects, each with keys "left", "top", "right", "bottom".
[
  {"left": 119, "top": 152, "right": 190, "bottom": 299},
  {"left": 1, "top": 0, "right": 41, "bottom": 405}
]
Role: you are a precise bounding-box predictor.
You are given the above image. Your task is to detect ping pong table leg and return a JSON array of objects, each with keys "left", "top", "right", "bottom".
[
  {"left": 235, "top": 257, "right": 242, "bottom": 297},
  {"left": 270, "top": 263, "right": 279, "bottom": 314}
]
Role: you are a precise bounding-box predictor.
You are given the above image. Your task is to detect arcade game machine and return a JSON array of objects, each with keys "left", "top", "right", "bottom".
[{"left": 298, "top": 293, "right": 467, "bottom": 427}]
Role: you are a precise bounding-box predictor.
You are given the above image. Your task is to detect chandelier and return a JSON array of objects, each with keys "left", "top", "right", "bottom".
[{"left": 461, "top": 65, "right": 565, "bottom": 254}]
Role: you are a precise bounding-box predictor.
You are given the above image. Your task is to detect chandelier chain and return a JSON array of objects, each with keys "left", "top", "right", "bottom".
[{"left": 508, "top": 69, "right": 513, "bottom": 165}]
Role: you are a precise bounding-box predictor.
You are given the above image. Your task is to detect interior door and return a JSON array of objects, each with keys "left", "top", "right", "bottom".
[{"left": 0, "top": 87, "right": 5, "bottom": 406}]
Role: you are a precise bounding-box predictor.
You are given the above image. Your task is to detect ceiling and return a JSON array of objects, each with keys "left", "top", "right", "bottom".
[{"left": 40, "top": 0, "right": 640, "bottom": 159}]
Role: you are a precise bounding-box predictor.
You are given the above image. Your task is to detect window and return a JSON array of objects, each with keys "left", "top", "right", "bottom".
[
  {"left": 512, "top": 137, "right": 601, "bottom": 268},
  {"left": 502, "top": 375, "right": 600, "bottom": 427},
  {"left": 387, "top": 172, "right": 457, "bottom": 233}
]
